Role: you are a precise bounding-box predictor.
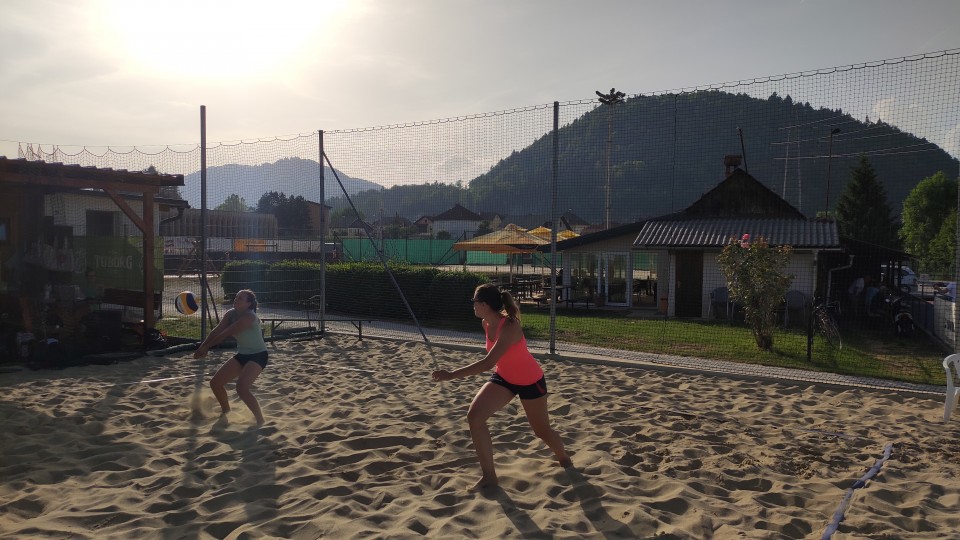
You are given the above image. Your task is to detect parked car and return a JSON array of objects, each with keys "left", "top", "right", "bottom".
[{"left": 880, "top": 264, "right": 918, "bottom": 293}]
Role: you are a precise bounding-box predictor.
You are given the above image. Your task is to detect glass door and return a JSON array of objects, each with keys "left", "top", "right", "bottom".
[{"left": 599, "top": 252, "right": 630, "bottom": 306}]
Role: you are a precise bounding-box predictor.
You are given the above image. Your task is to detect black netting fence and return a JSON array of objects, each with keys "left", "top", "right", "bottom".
[{"left": 3, "top": 49, "right": 959, "bottom": 385}]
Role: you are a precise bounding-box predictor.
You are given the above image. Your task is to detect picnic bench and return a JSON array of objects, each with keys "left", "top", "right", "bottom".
[
  {"left": 259, "top": 295, "right": 370, "bottom": 339},
  {"left": 259, "top": 317, "right": 368, "bottom": 339},
  {"left": 531, "top": 287, "right": 592, "bottom": 309}
]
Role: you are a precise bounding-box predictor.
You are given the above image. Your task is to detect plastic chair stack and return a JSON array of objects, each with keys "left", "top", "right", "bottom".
[
  {"left": 783, "top": 290, "right": 808, "bottom": 328},
  {"left": 943, "top": 354, "right": 960, "bottom": 422}
]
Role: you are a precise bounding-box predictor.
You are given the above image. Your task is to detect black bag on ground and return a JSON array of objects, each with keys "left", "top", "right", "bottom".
[{"left": 143, "top": 328, "right": 167, "bottom": 350}]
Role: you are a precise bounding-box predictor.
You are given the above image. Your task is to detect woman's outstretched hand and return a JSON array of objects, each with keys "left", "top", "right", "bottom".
[{"left": 431, "top": 370, "right": 453, "bottom": 382}]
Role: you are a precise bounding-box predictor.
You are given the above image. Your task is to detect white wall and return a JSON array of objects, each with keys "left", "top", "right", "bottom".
[
  {"left": 934, "top": 296, "right": 955, "bottom": 347},
  {"left": 434, "top": 219, "right": 480, "bottom": 240},
  {"left": 46, "top": 192, "right": 162, "bottom": 236},
  {"left": 692, "top": 250, "right": 819, "bottom": 319}
]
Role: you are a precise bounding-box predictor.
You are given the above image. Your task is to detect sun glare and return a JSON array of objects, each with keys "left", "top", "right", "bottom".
[{"left": 94, "top": 0, "right": 351, "bottom": 80}]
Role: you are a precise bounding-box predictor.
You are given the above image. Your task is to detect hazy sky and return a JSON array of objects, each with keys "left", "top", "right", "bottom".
[{"left": 1, "top": 0, "right": 958, "bottom": 157}]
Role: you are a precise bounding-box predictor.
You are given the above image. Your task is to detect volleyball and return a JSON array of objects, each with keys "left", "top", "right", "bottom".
[{"left": 175, "top": 291, "right": 199, "bottom": 315}]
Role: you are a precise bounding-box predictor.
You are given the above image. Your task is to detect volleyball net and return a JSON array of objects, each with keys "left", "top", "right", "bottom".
[{"left": 10, "top": 49, "right": 960, "bottom": 383}]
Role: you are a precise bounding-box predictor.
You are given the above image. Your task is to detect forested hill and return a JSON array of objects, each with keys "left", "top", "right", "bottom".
[
  {"left": 470, "top": 92, "right": 958, "bottom": 222},
  {"left": 331, "top": 92, "right": 958, "bottom": 224}
]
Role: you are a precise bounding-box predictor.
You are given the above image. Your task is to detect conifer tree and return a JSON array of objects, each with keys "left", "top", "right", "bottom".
[{"left": 835, "top": 156, "right": 899, "bottom": 248}]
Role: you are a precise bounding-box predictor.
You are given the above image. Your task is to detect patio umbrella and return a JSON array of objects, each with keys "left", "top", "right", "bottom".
[
  {"left": 527, "top": 226, "right": 579, "bottom": 240},
  {"left": 525, "top": 227, "right": 578, "bottom": 271},
  {"left": 453, "top": 224, "right": 548, "bottom": 254},
  {"left": 527, "top": 226, "right": 552, "bottom": 239},
  {"left": 454, "top": 224, "right": 548, "bottom": 278}
]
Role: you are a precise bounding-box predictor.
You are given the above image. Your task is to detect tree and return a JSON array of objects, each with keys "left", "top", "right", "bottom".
[
  {"left": 216, "top": 194, "right": 251, "bottom": 212},
  {"left": 835, "top": 156, "right": 899, "bottom": 248},
  {"left": 143, "top": 164, "right": 184, "bottom": 200},
  {"left": 900, "top": 171, "right": 958, "bottom": 272},
  {"left": 256, "top": 191, "right": 312, "bottom": 238},
  {"left": 330, "top": 207, "right": 364, "bottom": 223},
  {"left": 716, "top": 235, "right": 794, "bottom": 350},
  {"left": 257, "top": 191, "right": 286, "bottom": 214},
  {"left": 277, "top": 195, "right": 311, "bottom": 238},
  {"left": 384, "top": 224, "right": 418, "bottom": 239},
  {"left": 926, "top": 207, "right": 957, "bottom": 278},
  {"left": 475, "top": 220, "right": 494, "bottom": 236}
]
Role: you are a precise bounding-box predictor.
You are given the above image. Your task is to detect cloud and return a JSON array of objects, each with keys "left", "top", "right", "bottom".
[
  {"left": 872, "top": 97, "right": 959, "bottom": 160},
  {"left": 940, "top": 123, "right": 960, "bottom": 161},
  {"left": 436, "top": 155, "right": 473, "bottom": 177}
]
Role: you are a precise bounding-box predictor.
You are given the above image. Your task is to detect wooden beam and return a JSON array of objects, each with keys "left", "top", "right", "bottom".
[
  {"left": 143, "top": 191, "right": 155, "bottom": 328},
  {"left": 0, "top": 172, "right": 161, "bottom": 193},
  {"left": 103, "top": 189, "right": 147, "bottom": 233}
]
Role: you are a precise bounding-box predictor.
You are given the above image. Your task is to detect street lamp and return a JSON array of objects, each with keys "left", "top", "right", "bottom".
[
  {"left": 825, "top": 127, "right": 841, "bottom": 214},
  {"left": 596, "top": 87, "right": 626, "bottom": 229}
]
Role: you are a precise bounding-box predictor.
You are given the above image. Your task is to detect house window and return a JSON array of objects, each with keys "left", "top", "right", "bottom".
[{"left": 86, "top": 210, "right": 117, "bottom": 236}]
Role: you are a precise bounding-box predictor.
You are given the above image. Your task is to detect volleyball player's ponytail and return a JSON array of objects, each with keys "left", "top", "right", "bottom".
[{"left": 501, "top": 290, "right": 521, "bottom": 321}]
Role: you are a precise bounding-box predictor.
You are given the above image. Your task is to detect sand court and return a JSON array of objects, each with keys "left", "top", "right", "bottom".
[{"left": 2, "top": 334, "right": 960, "bottom": 538}]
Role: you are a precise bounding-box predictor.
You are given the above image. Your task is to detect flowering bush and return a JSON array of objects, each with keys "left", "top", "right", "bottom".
[{"left": 716, "top": 235, "right": 793, "bottom": 350}]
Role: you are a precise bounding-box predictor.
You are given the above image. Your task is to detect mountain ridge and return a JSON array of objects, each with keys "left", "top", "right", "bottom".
[{"left": 181, "top": 157, "right": 381, "bottom": 209}]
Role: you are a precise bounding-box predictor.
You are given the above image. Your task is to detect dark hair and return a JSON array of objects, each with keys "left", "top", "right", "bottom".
[
  {"left": 474, "top": 283, "right": 520, "bottom": 320},
  {"left": 237, "top": 289, "right": 258, "bottom": 311}
]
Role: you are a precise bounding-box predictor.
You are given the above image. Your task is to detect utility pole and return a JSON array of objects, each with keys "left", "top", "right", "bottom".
[
  {"left": 825, "top": 128, "right": 841, "bottom": 214},
  {"left": 596, "top": 88, "right": 625, "bottom": 230}
]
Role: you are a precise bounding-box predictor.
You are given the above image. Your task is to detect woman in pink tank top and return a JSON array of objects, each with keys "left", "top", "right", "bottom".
[{"left": 432, "top": 283, "right": 572, "bottom": 491}]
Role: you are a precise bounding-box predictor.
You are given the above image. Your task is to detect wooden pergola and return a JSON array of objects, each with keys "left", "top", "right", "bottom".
[{"left": 0, "top": 157, "right": 186, "bottom": 328}]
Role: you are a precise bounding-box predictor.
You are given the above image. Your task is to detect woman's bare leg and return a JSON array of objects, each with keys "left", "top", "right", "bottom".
[
  {"left": 235, "top": 361, "right": 265, "bottom": 425},
  {"left": 466, "top": 382, "right": 515, "bottom": 490},
  {"left": 520, "top": 395, "right": 572, "bottom": 467},
  {"left": 210, "top": 358, "right": 242, "bottom": 414}
]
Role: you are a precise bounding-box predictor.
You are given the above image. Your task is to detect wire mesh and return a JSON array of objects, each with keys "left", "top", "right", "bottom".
[{"left": 5, "top": 49, "right": 959, "bottom": 383}]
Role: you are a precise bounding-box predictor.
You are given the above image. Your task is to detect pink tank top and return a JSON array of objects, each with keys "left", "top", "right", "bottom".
[{"left": 485, "top": 317, "right": 543, "bottom": 386}]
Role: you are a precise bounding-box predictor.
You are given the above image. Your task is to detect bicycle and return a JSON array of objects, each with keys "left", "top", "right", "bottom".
[{"left": 812, "top": 298, "right": 842, "bottom": 350}]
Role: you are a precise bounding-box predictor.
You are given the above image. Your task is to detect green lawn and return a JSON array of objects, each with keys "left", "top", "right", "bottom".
[
  {"left": 158, "top": 310, "right": 947, "bottom": 387},
  {"left": 518, "top": 311, "right": 946, "bottom": 386}
]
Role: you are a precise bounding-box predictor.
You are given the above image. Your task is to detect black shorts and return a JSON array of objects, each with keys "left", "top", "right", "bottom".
[
  {"left": 234, "top": 351, "right": 269, "bottom": 369},
  {"left": 490, "top": 373, "right": 547, "bottom": 400}
]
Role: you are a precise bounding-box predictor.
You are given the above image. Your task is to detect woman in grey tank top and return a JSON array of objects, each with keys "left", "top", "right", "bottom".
[{"left": 194, "top": 289, "right": 268, "bottom": 425}]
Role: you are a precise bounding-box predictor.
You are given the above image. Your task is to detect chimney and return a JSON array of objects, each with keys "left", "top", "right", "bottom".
[{"left": 724, "top": 155, "right": 742, "bottom": 177}]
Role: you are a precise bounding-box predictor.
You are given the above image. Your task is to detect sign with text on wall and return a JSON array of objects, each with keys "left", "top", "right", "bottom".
[{"left": 74, "top": 236, "right": 164, "bottom": 290}]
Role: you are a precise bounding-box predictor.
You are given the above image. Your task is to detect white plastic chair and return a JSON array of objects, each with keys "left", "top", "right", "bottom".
[{"left": 943, "top": 354, "right": 960, "bottom": 422}]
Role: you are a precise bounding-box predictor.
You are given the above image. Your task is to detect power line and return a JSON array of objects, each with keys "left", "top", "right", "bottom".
[
  {"left": 774, "top": 146, "right": 944, "bottom": 160},
  {"left": 770, "top": 129, "right": 929, "bottom": 146},
  {"left": 776, "top": 114, "right": 848, "bottom": 130}
]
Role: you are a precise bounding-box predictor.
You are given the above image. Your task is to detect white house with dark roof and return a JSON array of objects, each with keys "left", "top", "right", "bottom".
[
  {"left": 540, "top": 164, "right": 841, "bottom": 316},
  {"left": 559, "top": 210, "right": 591, "bottom": 235},
  {"left": 431, "top": 203, "right": 483, "bottom": 240},
  {"left": 330, "top": 216, "right": 373, "bottom": 238},
  {"left": 633, "top": 167, "right": 840, "bottom": 318}
]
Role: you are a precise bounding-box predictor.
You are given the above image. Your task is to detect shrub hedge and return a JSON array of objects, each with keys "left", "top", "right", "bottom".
[
  {"left": 221, "top": 260, "right": 489, "bottom": 322},
  {"left": 221, "top": 260, "right": 270, "bottom": 299}
]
